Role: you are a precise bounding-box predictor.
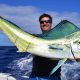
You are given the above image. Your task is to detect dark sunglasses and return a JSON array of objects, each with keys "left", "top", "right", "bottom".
[{"left": 40, "top": 20, "right": 52, "bottom": 24}]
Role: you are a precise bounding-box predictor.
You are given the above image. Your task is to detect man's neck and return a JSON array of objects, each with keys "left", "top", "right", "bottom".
[{"left": 42, "top": 30, "right": 51, "bottom": 34}]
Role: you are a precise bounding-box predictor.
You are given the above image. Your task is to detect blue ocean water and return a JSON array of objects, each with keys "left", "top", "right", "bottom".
[
  {"left": 0, "top": 46, "right": 80, "bottom": 80},
  {"left": 0, "top": 46, "right": 32, "bottom": 80}
]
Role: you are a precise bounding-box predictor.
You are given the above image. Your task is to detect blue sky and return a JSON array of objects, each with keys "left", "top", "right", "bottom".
[
  {"left": 0, "top": 0, "right": 80, "bottom": 46},
  {"left": 0, "top": 0, "right": 80, "bottom": 12}
]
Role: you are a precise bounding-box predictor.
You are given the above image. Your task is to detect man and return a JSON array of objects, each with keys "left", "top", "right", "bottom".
[{"left": 29, "top": 13, "right": 61, "bottom": 80}]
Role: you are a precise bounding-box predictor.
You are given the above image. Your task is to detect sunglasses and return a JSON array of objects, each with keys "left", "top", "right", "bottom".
[{"left": 40, "top": 20, "right": 52, "bottom": 24}]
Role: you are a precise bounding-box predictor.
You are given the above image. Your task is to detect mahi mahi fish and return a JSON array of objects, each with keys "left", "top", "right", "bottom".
[{"left": 0, "top": 16, "right": 80, "bottom": 75}]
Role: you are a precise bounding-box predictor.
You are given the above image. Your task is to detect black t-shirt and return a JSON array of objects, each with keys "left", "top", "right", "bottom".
[
  {"left": 31, "top": 55, "right": 61, "bottom": 76},
  {"left": 31, "top": 32, "right": 61, "bottom": 77}
]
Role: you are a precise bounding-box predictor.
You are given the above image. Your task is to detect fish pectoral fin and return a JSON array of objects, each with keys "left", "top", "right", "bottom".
[
  {"left": 49, "top": 44, "right": 63, "bottom": 50},
  {"left": 50, "top": 58, "right": 67, "bottom": 76}
]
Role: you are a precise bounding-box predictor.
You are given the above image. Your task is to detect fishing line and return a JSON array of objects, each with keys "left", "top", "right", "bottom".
[{"left": 26, "top": 42, "right": 30, "bottom": 50}]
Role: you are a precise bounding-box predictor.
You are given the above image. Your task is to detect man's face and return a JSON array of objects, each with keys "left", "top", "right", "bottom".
[{"left": 40, "top": 17, "right": 52, "bottom": 32}]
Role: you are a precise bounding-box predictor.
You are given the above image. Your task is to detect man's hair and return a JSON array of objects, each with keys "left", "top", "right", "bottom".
[{"left": 39, "top": 13, "right": 52, "bottom": 23}]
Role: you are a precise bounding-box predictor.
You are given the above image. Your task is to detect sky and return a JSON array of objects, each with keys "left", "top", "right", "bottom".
[{"left": 0, "top": 0, "right": 80, "bottom": 46}]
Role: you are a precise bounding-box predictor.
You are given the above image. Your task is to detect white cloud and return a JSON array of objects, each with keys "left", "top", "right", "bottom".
[
  {"left": 45, "top": 11, "right": 80, "bottom": 28},
  {"left": 0, "top": 4, "right": 80, "bottom": 45},
  {"left": 0, "top": 4, "right": 80, "bottom": 33},
  {"left": 0, "top": 4, "right": 42, "bottom": 34}
]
